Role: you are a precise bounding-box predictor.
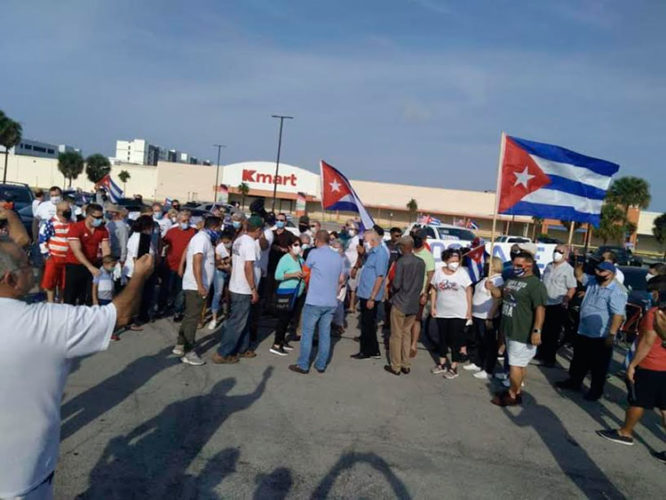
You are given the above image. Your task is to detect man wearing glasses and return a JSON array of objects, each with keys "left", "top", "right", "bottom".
[{"left": 63, "top": 203, "right": 111, "bottom": 305}]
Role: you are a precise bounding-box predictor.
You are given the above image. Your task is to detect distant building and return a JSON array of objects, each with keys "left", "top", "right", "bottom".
[
  {"left": 12, "top": 139, "right": 80, "bottom": 159},
  {"left": 115, "top": 138, "right": 199, "bottom": 166}
]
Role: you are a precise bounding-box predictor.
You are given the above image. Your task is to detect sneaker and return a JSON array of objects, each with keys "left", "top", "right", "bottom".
[
  {"left": 181, "top": 352, "right": 205, "bottom": 366},
  {"left": 172, "top": 344, "right": 185, "bottom": 356},
  {"left": 288, "top": 364, "right": 309, "bottom": 375},
  {"left": 652, "top": 451, "right": 666, "bottom": 464},
  {"left": 211, "top": 353, "right": 239, "bottom": 364},
  {"left": 431, "top": 365, "right": 446, "bottom": 375},
  {"left": 282, "top": 343, "right": 295, "bottom": 352},
  {"left": 270, "top": 345, "right": 288, "bottom": 357},
  {"left": 463, "top": 363, "right": 481, "bottom": 372},
  {"left": 596, "top": 429, "right": 634, "bottom": 446},
  {"left": 208, "top": 319, "right": 217, "bottom": 330},
  {"left": 473, "top": 370, "right": 489, "bottom": 380},
  {"left": 373, "top": 353, "right": 382, "bottom": 360},
  {"left": 443, "top": 368, "right": 459, "bottom": 380}
]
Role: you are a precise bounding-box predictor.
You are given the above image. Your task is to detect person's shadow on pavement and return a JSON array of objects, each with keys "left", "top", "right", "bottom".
[
  {"left": 76, "top": 367, "right": 273, "bottom": 499},
  {"left": 500, "top": 393, "right": 626, "bottom": 499},
  {"left": 61, "top": 346, "right": 178, "bottom": 440}
]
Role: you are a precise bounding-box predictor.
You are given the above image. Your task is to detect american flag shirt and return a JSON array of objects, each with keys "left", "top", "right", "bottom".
[{"left": 39, "top": 217, "right": 71, "bottom": 258}]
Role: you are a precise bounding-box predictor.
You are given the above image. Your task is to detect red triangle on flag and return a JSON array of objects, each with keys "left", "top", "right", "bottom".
[
  {"left": 321, "top": 160, "right": 352, "bottom": 208},
  {"left": 498, "top": 136, "right": 551, "bottom": 213}
]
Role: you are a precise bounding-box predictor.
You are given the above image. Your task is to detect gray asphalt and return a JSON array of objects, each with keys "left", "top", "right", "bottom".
[{"left": 56, "top": 314, "right": 666, "bottom": 499}]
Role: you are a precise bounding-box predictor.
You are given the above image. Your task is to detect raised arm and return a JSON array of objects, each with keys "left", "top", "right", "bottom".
[{"left": 112, "top": 255, "right": 154, "bottom": 327}]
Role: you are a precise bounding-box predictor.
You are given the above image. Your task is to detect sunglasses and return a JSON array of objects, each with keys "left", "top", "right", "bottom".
[
  {"left": 292, "top": 243, "right": 301, "bottom": 247},
  {"left": 90, "top": 214, "right": 104, "bottom": 220}
]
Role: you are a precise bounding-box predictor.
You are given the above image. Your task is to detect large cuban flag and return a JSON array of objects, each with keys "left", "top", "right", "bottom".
[
  {"left": 320, "top": 160, "right": 375, "bottom": 230},
  {"left": 98, "top": 174, "right": 124, "bottom": 203},
  {"left": 497, "top": 135, "right": 619, "bottom": 227}
]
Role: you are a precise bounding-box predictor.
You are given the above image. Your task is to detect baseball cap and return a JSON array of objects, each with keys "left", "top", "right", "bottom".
[
  {"left": 596, "top": 261, "right": 617, "bottom": 274},
  {"left": 299, "top": 214, "right": 310, "bottom": 225},
  {"left": 517, "top": 242, "right": 538, "bottom": 256},
  {"left": 105, "top": 203, "right": 121, "bottom": 213}
]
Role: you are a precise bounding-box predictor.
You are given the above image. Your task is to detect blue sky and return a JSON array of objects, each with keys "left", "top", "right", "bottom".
[{"left": 3, "top": 0, "right": 665, "bottom": 210}]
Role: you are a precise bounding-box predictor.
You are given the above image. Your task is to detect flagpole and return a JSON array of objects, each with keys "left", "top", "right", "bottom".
[
  {"left": 567, "top": 221, "right": 576, "bottom": 247},
  {"left": 490, "top": 132, "right": 506, "bottom": 256}
]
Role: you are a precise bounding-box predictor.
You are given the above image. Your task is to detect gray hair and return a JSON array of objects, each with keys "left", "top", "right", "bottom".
[{"left": 364, "top": 229, "right": 381, "bottom": 244}]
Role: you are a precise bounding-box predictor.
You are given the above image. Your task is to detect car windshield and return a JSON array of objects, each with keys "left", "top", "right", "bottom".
[
  {"left": 436, "top": 227, "right": 475, "bottom": 241},
  {"left": 0, "top": 186, "right": 32, "bottom": 203},
  {"left": 622, "top": 268, "right": 647, "bottom": 292}
]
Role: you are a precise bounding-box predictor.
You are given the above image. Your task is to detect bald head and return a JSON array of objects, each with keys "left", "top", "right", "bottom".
[{"left": 314, "top": 230, "right": 330, "bottom": 246}]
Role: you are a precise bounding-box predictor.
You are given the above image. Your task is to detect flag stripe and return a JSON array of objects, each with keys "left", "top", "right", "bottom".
[
  {"left": 506, "top": 201, "right": 601, "bottom": 226},
  {"left": 542, "top": 174, "right": 608, "bottom": 200},
  {"left": 531, "top": 156, "right": 614, "bottom": 191},
  {"left": 511, "top": 136, "right": 619, "bottom": 176},
  {"left": 520, "top": 189, "right": 603, "bottom": 214}
]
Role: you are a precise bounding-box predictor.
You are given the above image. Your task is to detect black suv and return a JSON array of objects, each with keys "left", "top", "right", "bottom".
[
  {"left": 0, "top": 182, "right": 34, "bottom": 211},
  {"left": 587, "top": 245, "right": 643, "bottom": 267}
]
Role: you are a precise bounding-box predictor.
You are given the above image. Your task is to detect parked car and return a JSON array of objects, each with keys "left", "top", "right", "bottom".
[
  {"left": 494, "top": 235, "right": 532, "bottom": 244},
  {"left": 0, "top": 182, "right": 34, "bottom": 211},
  {"left": 618, "top": 266, "right": 652, "bottom": 341},
  {"left": 536, "top": 236, "right": 563, "bottom": 244},
  {"left": 587, "top": 245, "right": 643, "bottom": 267},
  {"left": 17, "top": 205, "right": 35, "bottom": 242},
  {"left": 405, "top": 222, "right": 476, "bottom": 245}
]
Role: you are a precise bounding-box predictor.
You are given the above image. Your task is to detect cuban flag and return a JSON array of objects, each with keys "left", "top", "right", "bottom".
[
  {"left": 320, "top": 160, "right": 375, "bottom": 230},
  {"left": 466, "top": 220, "right": 479, "bottom": 230},
  {"left": 98, "top": 174, "right": 124, "bottom": 203},
  {"left": 497, "top": 134, "right": 619, "bottom": 226},
  {"left": 464, "top": 243, "right": 486, "bottom": 284}
]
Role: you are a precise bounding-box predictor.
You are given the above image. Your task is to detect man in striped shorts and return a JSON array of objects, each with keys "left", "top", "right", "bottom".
[{"left": 38, "top": 201, "right": 72, "bottom": 303}]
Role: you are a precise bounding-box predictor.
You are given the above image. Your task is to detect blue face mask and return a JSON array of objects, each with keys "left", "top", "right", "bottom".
[
  {"left": 153, "top": 212, "right": 163, "bottom": 221},
  {"left": 180, "top": 222, "right": 189, "bottom": 230},
  {"left": 232, "top": 221, "right": 241, "bottom": 229},
  {"left": 513, "top": 266, "right": 526, "bottom": 277},
  {"left": 91, "top": 218, "right": 103, "bottom": 228},
  {"left": 276, "top": 221, "right": 285, "bottom": 229}
]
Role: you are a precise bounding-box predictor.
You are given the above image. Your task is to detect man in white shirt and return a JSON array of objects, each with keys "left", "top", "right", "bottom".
[
  {"left": 174, "top": 216, "right": 222, "bottom": 366},
  {"left": 152, "top": 202, "right": 173, "bottom": 238},
  {"left": 212, "top": 215, "right": 263, "bottom": 364},
  {"left": 0, "top": 236, "right": 153, "bottom": 500},
  {"left": 34, "top": 186, "right": 63, "bottom": 227},
  {"left": 344, "top": 220, "right": 361, "bottom": 313}
]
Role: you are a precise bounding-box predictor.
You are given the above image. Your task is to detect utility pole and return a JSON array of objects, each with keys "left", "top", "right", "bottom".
[
  {"left": 270, "top": 114, "right": 293, "bottom": 212},
  {"left": 213, "top": 144, "right": 226, "bottom": 204}
]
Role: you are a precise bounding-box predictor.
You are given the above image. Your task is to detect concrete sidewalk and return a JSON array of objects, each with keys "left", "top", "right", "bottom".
[{"left": 56, "top": 315, "right": 665, "bottom": 498}]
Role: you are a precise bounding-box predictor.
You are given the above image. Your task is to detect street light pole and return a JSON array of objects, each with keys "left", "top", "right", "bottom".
[
  {"left": 213, "top": 144, "right": 226, "bottom": 204},
  {"left": 270, "top": 114, "right": 293, "bottom": 212}
]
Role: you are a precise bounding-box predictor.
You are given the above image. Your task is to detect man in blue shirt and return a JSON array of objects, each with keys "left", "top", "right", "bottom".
[
  {"left": 556, "top": 261, "right": 627, "bottom": 401},
  {"left": 351, "top": 229, "right": 390, "bottom": 359},
  {"left": 289, "top": 230, "right": 345, "bottom": 374}
]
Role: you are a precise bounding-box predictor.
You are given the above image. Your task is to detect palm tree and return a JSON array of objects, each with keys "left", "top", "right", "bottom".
[
  {"left": 0, "top": 112, "right": 23, "bottom": 183},
  {"left": 58, "top": 151, "right": 84, "bottom": 187},
  {"left": 118, "top": 170, "right": 131, "bottom": 192},
  {"left": 406, "top": 198, "right": 418, "bottom": 222},
  {"left": 85, "top": 154, "right": 111, "bottom": 184},
  {"left": 595, "top": 203, "right": 627, "bottom": 244},
  {"left": 607, "top": 176, "right": 651, "bottom": 216},
  {"left": 653, "top": 213, "right": 666, "bottom": 260},
  {"left": 237, "top": 182, "right": 250, "bottom": 210}
]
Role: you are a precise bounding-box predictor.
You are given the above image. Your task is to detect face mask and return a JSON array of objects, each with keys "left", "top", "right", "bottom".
[
  {"left": 302, "top": 244, "right": 310, "bottom": 250},
  {"left": 105, "top": 212, "right": 113, "bottom": 220},
  {"left": 364, "top": 242, "right": 371, "bottom": 251},
  {"left": 153, "top": 212, "right": 163, "bottom": 220},
  {"left": 62, "top": 209, "right": 72, "bottom": 220},
  {"left": 50, "top": 196, "right": 61, "bottom": 204},
  {"left": 595, "top": 273, "right": 610, "bottom": 284},
  {"left": 172, "top": 204, "right": 180, "bottom": 211},
  {"left": 180, "top": 222, "right": 189, "bottom": 230},
  {"left": 646, "top": 273, "right": 655, "bottom": 282},
  {"left": 103, "top": 266, "right": 115, "bottom": 273},
  {"left": 170, "top": 216, "right": 177, "bottom": 223},
  {"left": 291, "top": 246, "right": 302, "bottom": 255},
  {"left": 276, "top": 221, "right": 285, "bottom": 229},
  {"left": 348, "top": 229, "right": 357, "bottom": 237},
  {"left": 232, "top": 221, "right": 241, "bottom": 229},
  {"left": 553, "top": 251, "right": 564, "bottom": 262},
  {"left": 299, "top": 224, "right": 308, "bottom": 233},
  {"left": 224, "top": 242, "right": 232, "bottom": 249},
  {"left": 91, "top": 218, "right": 103, "bottom": 228},
  {"left": 513, "top": 266, "right": 526, "bottom": 277},
  {"left": 448, "top": 262, "right": 460, "bottom": 271}
]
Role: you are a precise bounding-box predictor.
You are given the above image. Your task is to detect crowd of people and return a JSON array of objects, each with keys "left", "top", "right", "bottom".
[{"left": 1, "top": 184, "right": 666, "bottom": 498}]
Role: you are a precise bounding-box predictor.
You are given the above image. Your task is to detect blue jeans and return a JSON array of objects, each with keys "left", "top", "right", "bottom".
[
  {"left": 297, "top": 304, "right": 336, "bottom": 372},
  {"left": 211, "top": 269, "right": 228, "bottom": 315},
  {"left": 217, "top": 292, "right": 252, "bottom": 357},
  {"left": 333, "top": 300, "right": 345, "bottom": 326}
]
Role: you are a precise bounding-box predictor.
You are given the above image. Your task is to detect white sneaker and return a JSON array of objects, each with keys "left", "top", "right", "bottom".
[
  {"left": 269, "top": 346, "right": 288, "bottom": 357},
  {"left": 473, "top": 370, "right": 489, "bottom": 379},
  {"left": 208, "top": 319, "right": 217, "bottom": 331},
  {"left": 172, "top": 344, "right": 185, "bottom": 357},
  {"left": 181, "top": 352, "right": 205, "bottom": 366},
  {"left": 463, "top": 363, "right": 481, "bottom": 372},
  {"left": 431, "top": 365, "right": 446, "bottom": 375}
]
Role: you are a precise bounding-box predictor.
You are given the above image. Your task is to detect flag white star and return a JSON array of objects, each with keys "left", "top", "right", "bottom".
[
  {"left": 513, "top": 166, "right": 535, "bottom": 189},
  {"left": 329, "top": 179, "right": 341, "bottom": 192}
]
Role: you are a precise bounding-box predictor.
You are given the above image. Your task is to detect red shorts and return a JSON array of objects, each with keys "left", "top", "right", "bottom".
[{"left": 41, "top": 257, "right": 66, "bottom": 290}]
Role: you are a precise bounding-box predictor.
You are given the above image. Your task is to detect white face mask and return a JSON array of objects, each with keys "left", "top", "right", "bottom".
[
  {"left": 291, "top": 246, "right": 302, "bottom": 255},
  {"left": 553, "top": 251, "right": 564, "bottom": 262},
  {"left": 50, "top": 196, "right": 61, "bottom": 204},
  {"left": 447, "top": 262, "right": 460, "bottom": 271},
  {"left": 364, "top": 242, "right": 371, "bottom": 251},
  {"left": 302, "top": 244, "right": 310, "bottom": 250},
  {"left": 348, "top": 229, "right": 357, "bottom": 236}
]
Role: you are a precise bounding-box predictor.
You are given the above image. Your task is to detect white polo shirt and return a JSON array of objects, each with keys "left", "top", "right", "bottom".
[
  {"left": 182, "top": 231, "right": 215, "bottom": 292},
  {"left": 0, "top": 298, "right": 116, "bottom": 497}
]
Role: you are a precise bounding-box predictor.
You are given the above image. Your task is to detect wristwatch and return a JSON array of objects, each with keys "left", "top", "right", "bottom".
[{"left": 532, "top": 328, "right": 542, "bottom": 334}]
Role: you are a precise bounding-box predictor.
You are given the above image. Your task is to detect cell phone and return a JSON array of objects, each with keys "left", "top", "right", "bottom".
[
  {"left": 626, "top": 379, "right": 637, "bottom": 402},
  {"left": 138, "top": 233, "right": 151, "bottom": 258}
]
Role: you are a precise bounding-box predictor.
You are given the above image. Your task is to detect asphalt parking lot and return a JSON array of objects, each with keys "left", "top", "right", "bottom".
[{"left": 56, "top": 315, "right": 666, "bottom": 499}]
